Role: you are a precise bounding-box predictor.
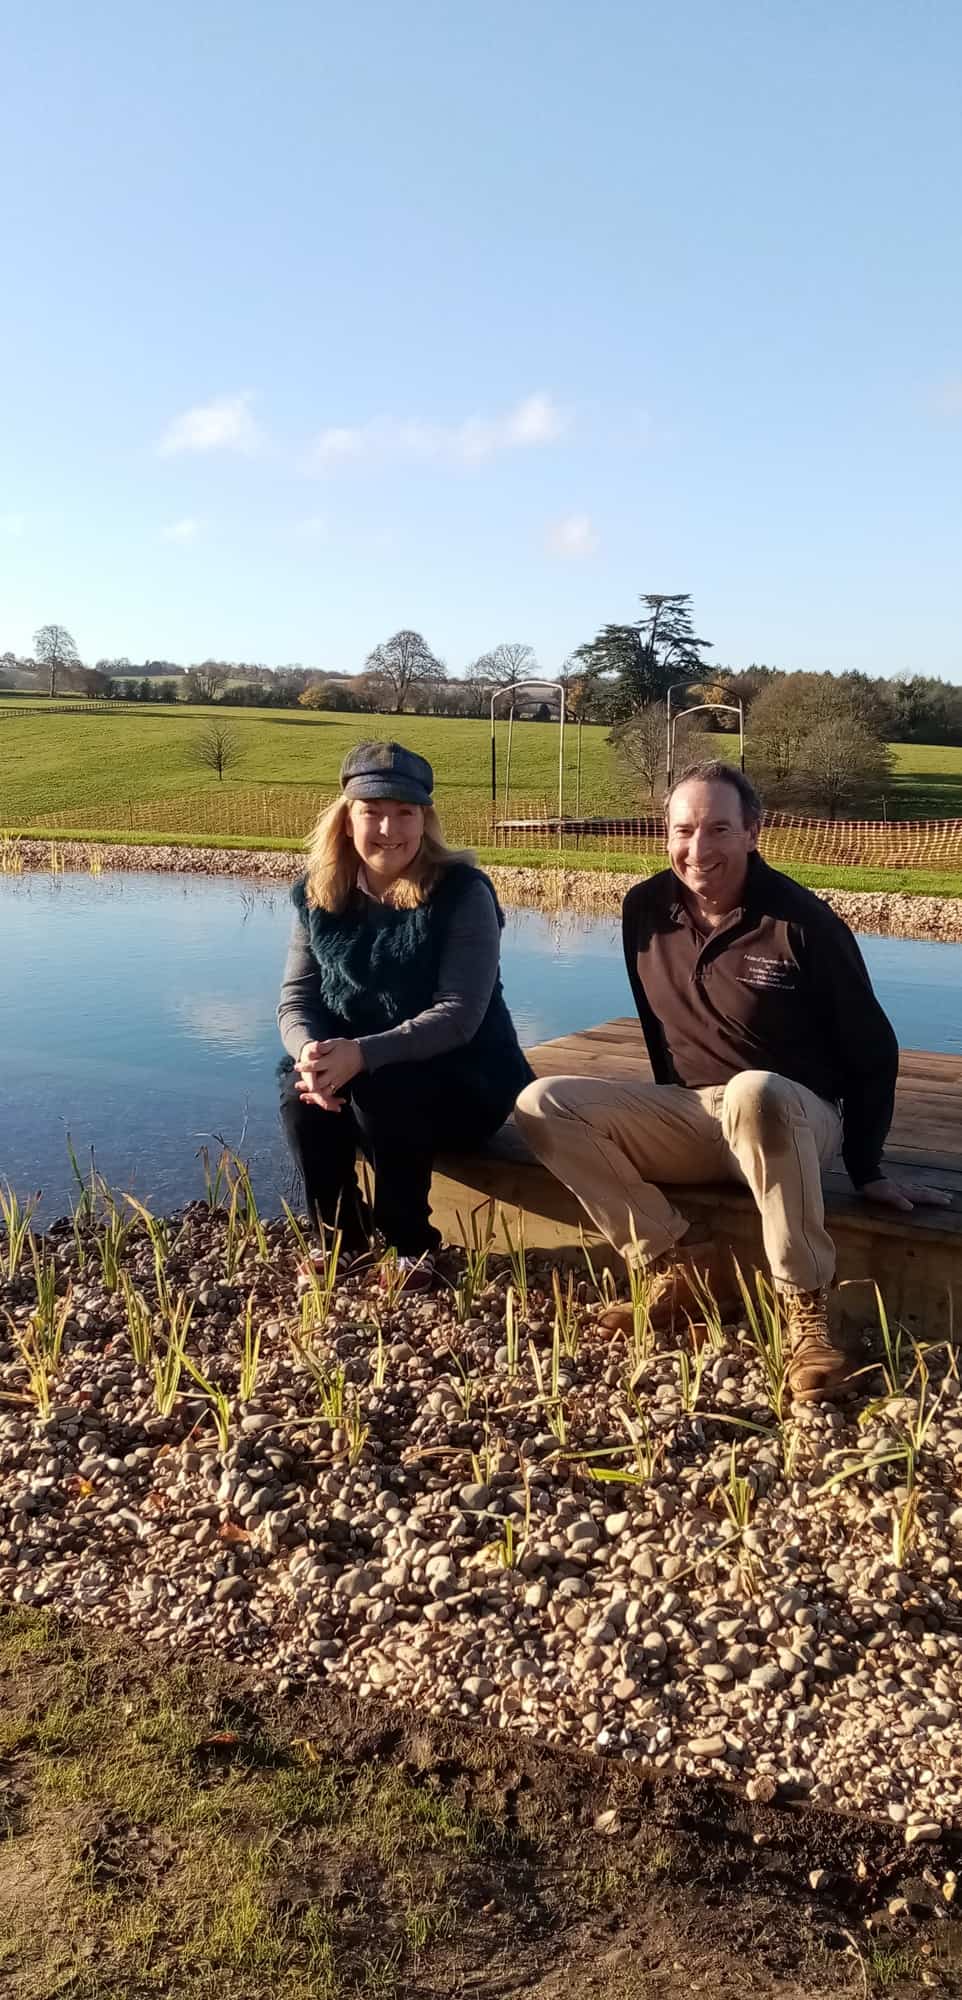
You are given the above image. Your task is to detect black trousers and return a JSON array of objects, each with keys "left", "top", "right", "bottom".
[{"left": 279, "top": 1063, "right": 509, "bottom": 1257}]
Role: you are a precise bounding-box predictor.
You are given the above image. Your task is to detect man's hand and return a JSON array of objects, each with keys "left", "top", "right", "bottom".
[
  {"left": 295, "top": 1038, "right": 364, "bottom": 1110},
  {"left": 858, "top": 1175, "right": 954, "bottom": 1213}
]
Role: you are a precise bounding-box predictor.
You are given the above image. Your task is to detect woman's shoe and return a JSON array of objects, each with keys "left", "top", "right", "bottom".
[
  {"left": 378, "top": 1251, "right": 437, "bottom": 1294},
  {"left": 295, "top": 1242, "right": 374, "bottom": 1298}
]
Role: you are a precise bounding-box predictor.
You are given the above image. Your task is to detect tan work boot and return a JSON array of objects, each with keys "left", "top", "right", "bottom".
[
  {"left": 780, "top": 1286, "right": 852, "bottom": 1402},
  {"left": 597, "top": 1239, "right": 739, "bottom": 1338}
]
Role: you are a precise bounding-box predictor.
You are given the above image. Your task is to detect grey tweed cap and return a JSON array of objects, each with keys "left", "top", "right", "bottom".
[{"left": 339, "top": 740, "right": 434, "bottom": 808}]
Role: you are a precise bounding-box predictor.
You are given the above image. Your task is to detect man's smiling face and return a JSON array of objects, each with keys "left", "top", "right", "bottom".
[{"left": 666, "top": 776, "right": 758, "bottom": 912}]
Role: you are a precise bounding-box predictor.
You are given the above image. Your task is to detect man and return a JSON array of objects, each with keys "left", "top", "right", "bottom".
[{"left": 514, "top": 761, "right": 951, "bottom": 1401}]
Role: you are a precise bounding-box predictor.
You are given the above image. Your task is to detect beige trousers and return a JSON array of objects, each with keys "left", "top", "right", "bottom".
[{"left": 513, "top": 1069, "right": 843, "bottom": 1292}]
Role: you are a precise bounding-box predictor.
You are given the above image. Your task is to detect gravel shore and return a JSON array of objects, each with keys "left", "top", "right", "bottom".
[
  {"left": 9, "top": 836, "right": 962, "bottom": 939},
  {"left": 3, "top": 1206, "right": 960, "bottom": 1842}
]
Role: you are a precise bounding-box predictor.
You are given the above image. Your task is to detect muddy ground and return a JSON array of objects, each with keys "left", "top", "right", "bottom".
[{"left": 1, "top": 1608, "right": 960, "bottom": 2000}]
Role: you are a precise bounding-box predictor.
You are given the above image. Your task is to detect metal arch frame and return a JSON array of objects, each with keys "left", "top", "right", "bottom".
[
  {"left": 666, "top": 679, "right": 745, "bottom": 789},
  {"left": 490, "top": 679, "right": 566, "bottom": 821}
]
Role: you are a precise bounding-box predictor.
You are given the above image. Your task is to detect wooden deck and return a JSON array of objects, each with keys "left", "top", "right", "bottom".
[{"left": 432, "top": 1019, "right": 962, "bottom": 1337}]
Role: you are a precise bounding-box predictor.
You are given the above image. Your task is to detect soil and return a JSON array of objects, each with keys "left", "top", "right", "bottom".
[{"left": 1, "top": 1610, "right": 960, "bottom": 2000}]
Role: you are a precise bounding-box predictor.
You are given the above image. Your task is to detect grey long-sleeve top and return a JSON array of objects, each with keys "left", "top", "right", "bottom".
[{"left": 276, "top": 877, "right": 502, "bottom": 1073}]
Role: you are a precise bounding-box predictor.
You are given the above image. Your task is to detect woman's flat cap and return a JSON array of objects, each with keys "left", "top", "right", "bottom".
[{"left": 339, "top": 740, "right": 434, "bottom": 808}]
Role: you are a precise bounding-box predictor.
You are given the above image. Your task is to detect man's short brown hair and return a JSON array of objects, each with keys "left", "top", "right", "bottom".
[{"left": 664, "top": 760, "right": 763, "bottom": 831}]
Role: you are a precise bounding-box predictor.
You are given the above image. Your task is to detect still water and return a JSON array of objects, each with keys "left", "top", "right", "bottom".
[{"left": 1, "top": 871, "right": 960, "bottom": 1220}]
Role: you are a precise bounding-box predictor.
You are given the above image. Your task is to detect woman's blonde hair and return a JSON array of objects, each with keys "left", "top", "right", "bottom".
[{"left": 303, "top": 795, "right": 475, "bottom": 912}]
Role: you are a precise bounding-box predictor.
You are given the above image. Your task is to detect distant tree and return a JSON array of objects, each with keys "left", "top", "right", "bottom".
[
  {"left": 467, "top": 641, "right": 538, "bottom": 690},
  {"left": 798, "top": 718, "right": 893, "bottom": 820},
  {"left": 73, "top": 666, "right": 111, "bottom": 698},
  {"left": 748, "top": 673, "right": 893, "bottom": 814},
  {"left": 299, "top": 678, "right": 358, "bottom": 711},
  {"left": 34, "top": 623, "right": 79, "bottom": 697},
  {"left": 405, "top": 665, "right": 449, "bottom": 714},
  {"left": 576, "top": 594, "right": 712, "bottom": 722},
  {"left": 185, "top": 660, "right": 230, "bottom": 703},
  {"left": 353, "top": 668, "right": 395, "bottom": 713},
  {"left": 193, "top": 721, "right": 242, "bottom": 782},
  {"left": 610, "top": 705, "right": 665, "bottom": 802},
  {"left": 364, "top": 630, "right": 445, "bottom": 713},
  {"left": 96, "top": 655, "right": 132, "bottom": 678}
]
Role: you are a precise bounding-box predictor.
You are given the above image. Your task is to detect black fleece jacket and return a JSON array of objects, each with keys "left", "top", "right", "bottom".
[{"left": 621, "top": 854, "right": 899, "bottom": 1188}]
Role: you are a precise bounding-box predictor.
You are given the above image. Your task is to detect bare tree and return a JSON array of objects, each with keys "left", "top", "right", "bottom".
[
  {"left": 186, "top": 660, "right": 231, "bottom": 703},
  {"left": 364, "top": 630, "right": 445, "bottom": 713},
  {"left": 34, "top": 623, "right": 79, "bottom": 698},
  {"left": 610, "top": 705, "right": 666, "bottom": 802},
  {"left": 193, "top": 721, "right": 242, "bottom": 782}
]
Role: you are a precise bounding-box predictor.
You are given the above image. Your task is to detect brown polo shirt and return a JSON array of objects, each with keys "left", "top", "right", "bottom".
[{"left": 621, "top": 854, "right": 899, "bottom": 1188}]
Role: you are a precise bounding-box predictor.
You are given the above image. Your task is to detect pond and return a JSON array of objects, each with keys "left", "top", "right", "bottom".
[{"left": 2, "top": 871, "right": 961, "bottom": 1220}]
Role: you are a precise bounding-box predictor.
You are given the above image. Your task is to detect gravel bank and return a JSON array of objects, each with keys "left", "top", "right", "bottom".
[
  {"left": 9, "top": 837, "right": 962, "bottom": 939},
  {"left": 3, "top": 1207, "right": 961, "bottom": 1842}
]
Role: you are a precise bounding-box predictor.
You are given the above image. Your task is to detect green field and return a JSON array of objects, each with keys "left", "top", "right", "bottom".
[
  {"left": 4, "top": 699, "right": 962, "bottom": 822},
  {"left": 0, "top": 702, "right": 636, "bottom": 830}
]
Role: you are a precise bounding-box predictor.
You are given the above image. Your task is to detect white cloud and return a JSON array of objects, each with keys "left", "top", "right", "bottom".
[
  {"left": 158, "top": 391, "right": 261, "bottom": 456},
  {"left": 162, "top": 517, "right": 201, "bottom": 543},
  {"left": 0, "top": 513, "right": 25, "bottom": 537},
  {"left": 545, "top": 512, "right": 599, "bottom": 559},
  {"left": 295, "top": 514, "right": 329, "bottom": 539},
  {"left": 311, "top": 392, "right": 567, "bottom": 469}
]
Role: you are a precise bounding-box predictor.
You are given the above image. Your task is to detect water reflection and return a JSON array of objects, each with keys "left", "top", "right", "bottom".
[{"left": 1, "top": 871, "right": 960, "bottom": 1220}]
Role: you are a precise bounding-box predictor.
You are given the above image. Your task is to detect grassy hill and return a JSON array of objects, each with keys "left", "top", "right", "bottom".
[{"left": 2, "top": 699, "right": 962, "bottom": 835}]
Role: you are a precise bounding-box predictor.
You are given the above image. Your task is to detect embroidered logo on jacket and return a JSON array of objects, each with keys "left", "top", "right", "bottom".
[{"left": 737, "top": 954, "right": 799, "bottom": 991}]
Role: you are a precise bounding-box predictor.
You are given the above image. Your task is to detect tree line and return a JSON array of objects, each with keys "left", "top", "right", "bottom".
[{"left": 5, "top": 604, "right": 962, "bottom": 818}]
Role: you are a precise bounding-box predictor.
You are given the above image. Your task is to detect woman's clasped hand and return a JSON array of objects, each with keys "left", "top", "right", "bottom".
[{"left": 295, "top": 1036, "right": 364, "bottom": 1108}]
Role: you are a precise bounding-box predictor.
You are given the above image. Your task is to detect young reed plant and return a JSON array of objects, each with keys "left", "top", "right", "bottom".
[
  {"left": 152, "top": 1333, "right": 185, "bottom": 1419},
  {"left": 122, "top": 1195, "right": 177, "bottom": 1291},
  {"left": 529, "top": 1330, "right": 567, "bottom": 1446},
  {"left": 676, "top": 1329, "right": 709, "bottom": 1414},
  {"left": 180, "top": 1351, "right": 232, "bottom": 1453},
  {"left": 551, "top": 1266, "right": 579, "bottom": 1359},
  {"left": 0, "top": 1181, "right": 39, "bottom": 1280},
  {"left": 154, "top": 1273, "right": 195, "bottom": 1353},
  {"left": 65, "top": 1132, "right": 98, "bottom": 1224},
  {"left": 238, "top": 1291, "right": 261, "bottom": 1403},
  {"left": 585, "top": 1399, "right": 661, "bottom": 1488},
  {"left": 197, "top": 1143, "right": 229, "bottom": 1212},
  {"left": 490, "top": 1463, "right": 533, "bottom": 1571},
  {"left": 452, "top": 1201, "right": 496, "bottom": 1320},
  {"left": 90, "top": 1188, "right": 135, "bottom": 1294},
  {"left": 500, "top": 1206, "right": 530, "bottom": 1316},
  {"left": 118, "top": 1271, "right": 154, "bottom": 1369},
  {"left": 579, "top": 1230, "right": 619, "bottom": 1311},
  {"left": 6, "top": 1267, "right": 73, "bottom": 1418},
  {"left": 712, "top": 1443, "right": 758, "bottom": 1581},
  {"left": 734, "top": 1260, "right": 789, "bottom": 1419},
  {"left": 504, "top": 1285, "right": 521, "bottom": 1382},
  {"left": 874, "top": 1285, "right": 914, "bottom": 1399},
  {"left": 445, "top": 1348, "right": 482, "bottom": 1421}
]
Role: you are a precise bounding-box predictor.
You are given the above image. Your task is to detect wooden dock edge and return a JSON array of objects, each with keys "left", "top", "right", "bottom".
[{"left": 430, "top": 1151, "right": 962, "bottom": 1341}]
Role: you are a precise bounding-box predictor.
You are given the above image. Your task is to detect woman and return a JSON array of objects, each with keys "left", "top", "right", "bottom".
[{"left": 277, "top": 740, "right": 533, "bottom": 1287}]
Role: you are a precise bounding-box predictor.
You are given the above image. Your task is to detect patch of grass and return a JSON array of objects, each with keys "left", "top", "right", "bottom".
[
  {"left": 866, "top": 1941, "right": 923, "bottom": 1988},
  {"left": 0, "top": 1608, "right": 514, "bottom": 2000},
  {"left": 7, "top": 702, "right": 962, "bottom": 844}
]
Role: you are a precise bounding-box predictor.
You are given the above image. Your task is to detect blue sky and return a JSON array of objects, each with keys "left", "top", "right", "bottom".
[{"left": 2, "top": 0, "right": 961, "bottom": 678}]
